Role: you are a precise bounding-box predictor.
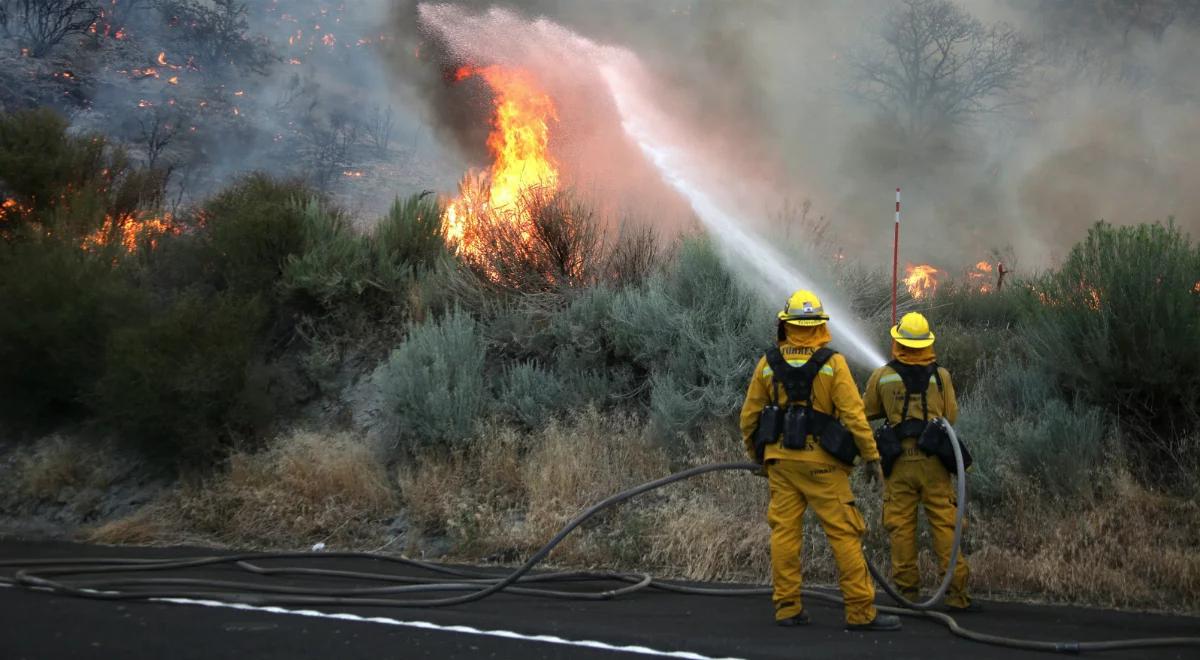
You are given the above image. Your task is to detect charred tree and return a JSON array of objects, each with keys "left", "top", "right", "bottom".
[
  {"left": 2, "top": 0, "right": 99, "bottom": 58},
  {"left": 363, "top": 104, "right": 396, "bottom": 158},
  {"left": 848, "top": 0, "right": 1033, "bottom": 137},
  {"left": 154, "top": 0, "right": 273, "bottom": 73},
  {"left": 300, "top": 109, "right": 360, "bottom": 191}
]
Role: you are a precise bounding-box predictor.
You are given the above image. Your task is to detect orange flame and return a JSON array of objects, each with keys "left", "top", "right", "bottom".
[
  {"left": 904, "top": 263, "right": 943, "bottom": 299},
  {"left": 82, "top": 211, "right": 177, "bottom": 253},
  {"left": 967, "top": 260, "right": 995, "bottom": 293},
  {"left": 156, "top": 51, "right": 167, "bottom": 66},
  {"left": 1, "top": 198, "right": 27, "bottom": 218},
  {"left": 443, "top": 65, "right": 560, "bottom": 256}
]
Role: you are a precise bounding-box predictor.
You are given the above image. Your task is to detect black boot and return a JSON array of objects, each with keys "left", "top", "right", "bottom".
[
  {"left": 946, "top": 601, "right": 983, "bottom": 614},
  {"left": 776, "top": 610, "right": 812, "bottom": 627},
  {"left": 846, "top": 613, "right": 902, "bottom": 631}
]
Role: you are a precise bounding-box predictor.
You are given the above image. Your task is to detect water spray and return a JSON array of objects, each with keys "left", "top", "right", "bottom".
[{"left": 599, "top": 64, "right": 888, "bottom": 368}]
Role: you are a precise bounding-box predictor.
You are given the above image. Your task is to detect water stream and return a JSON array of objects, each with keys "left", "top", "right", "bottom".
[{"left": 601, "top": 65, "right": 888, "bottom": 367}]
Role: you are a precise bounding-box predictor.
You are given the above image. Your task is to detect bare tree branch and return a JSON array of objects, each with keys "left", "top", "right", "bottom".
[
  {"left": 6, "top": 0, "right": 98, "bottom": 58},
  {"left": 847, "top": 0, "right": 1033, "bottom": 136}
]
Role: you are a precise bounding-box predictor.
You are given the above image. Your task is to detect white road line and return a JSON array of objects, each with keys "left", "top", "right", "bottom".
[
  {"left": 4, "top": 580, "right": 742, "bottom": 658},
  {"left": 152, "top": 597, "right": 744, "bottom": 659}
]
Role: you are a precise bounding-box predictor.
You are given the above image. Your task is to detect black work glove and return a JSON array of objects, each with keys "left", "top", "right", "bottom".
[{"left": 863, "top": 460, "right": 884, "bottom": 489}]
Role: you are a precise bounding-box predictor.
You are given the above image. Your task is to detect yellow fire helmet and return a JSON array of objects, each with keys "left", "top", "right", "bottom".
[
  {"left": 778, "top": 289, "right": 829, "bottom": 326},
  {"left": 891, "top": 311, "right": 936, "bottom": 348}
]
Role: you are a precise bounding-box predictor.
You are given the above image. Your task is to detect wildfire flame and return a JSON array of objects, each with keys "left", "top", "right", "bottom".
[
  {"left": 82, "top": 211, "right": 177, "bottom": 253},
  {"left": 967, "top": 260, "right": 995, "bottom": 293},
  {"left": 443, "top": 64, "right": 560, "bottom": 256},
  {"left": 904, "top": 263, "right": 943, "bottom": 299},
  {"left": 0, "top": 198, "right": 27, "bottom": 220}
]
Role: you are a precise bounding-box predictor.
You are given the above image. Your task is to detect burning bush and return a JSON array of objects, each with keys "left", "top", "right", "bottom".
[
  {"left": 454, "top": 187, "right": 606, "bottom": 293},
  {"left": 0, "top": 109, "right": 166, "bottom": 247},
  {"left": 1024, "top": 221, "right": 1200, "bottom": 481}
]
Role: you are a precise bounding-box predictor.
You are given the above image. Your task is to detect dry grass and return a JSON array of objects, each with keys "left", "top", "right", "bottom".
[
  {"left": 397, "top": 411, "right": 1199, "bottom": 613},
  {"left": 397, "top": 409, "right": 775, "bottom": 579},
  {"left": 90, "top": 429, "right": 397, "bottom": 549},
  {"left": 968, "top": 474, "right": 1200, "bottom": 612},
  {"left": 13, "top": 435, "right": 120, "bottom": 500},
  {"left": 85, "top": 507, "right": 170, "bottom": 545},
  {"left": 83, "top": 415, "right": 1199, "bottom": 614}
]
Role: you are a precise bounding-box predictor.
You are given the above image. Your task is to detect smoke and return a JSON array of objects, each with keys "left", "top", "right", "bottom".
[
  {"left": 392, "top": 1, "right": 1200, "bottom": 272},
  {"left": 28, "top": 0, "right": 1196, "bottom": 271}
]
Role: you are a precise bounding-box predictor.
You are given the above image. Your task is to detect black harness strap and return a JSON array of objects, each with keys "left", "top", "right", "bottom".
[
  {"left": 888, "top": 360, "right": 942, "bottom": 438},
  {"left": 766, "top": 347, "right": 836, "bottom": 413}
]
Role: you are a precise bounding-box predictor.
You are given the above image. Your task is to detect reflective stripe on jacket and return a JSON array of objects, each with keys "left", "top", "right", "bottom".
[
  {"left": 740, "top": 343, "right": 880, "bottom": 466},
  {"left": 864, "top": 364, "right": 958, "bottom": 434}
]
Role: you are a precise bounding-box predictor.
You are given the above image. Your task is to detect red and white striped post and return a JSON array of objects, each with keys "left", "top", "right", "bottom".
[{"left": 892, "top": 187, "right": 901, "bottom": 326}]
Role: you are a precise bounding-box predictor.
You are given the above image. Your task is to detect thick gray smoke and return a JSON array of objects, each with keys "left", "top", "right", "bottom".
[
  {"left": 31, "top": 1, "right": 1196, "bottom": 270},
  {"left": 384, "top": 0, "right": 1200, "bottom": 271}
]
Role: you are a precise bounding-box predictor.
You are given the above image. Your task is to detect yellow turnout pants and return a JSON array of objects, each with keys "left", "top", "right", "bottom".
[
  {"left": 766, "top": 459, "right": 877, "bottom": 625},
  {"left": 883, "top": 452, "right": 971, "bottom": 608}
]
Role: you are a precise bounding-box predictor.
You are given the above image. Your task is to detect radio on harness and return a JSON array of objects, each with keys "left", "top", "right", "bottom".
[
  {"left": 752, "top": 347, "right": 858, "bottom": 466},
  {"left": 873, "top": 360, "right": 971, "bottom": 476}
]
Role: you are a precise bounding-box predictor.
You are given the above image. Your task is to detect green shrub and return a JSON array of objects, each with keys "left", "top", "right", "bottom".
[
  {"left": 927, "top": 279, "right": 1032, "bottom": 328},
  {"left": 202, "top": 173, "right": 311, "bottom": 295},
  {"left": 0, "top": 241, "right": 143, "bottom": 425},
  {"left": 373, "top": 308, "right": 487, "bottom": 450},
  {"left": 372, "top": 192, "right": 446, "bottom": 277},
  {"left": 927, "top": 321, "right": 1013, "bottom": 397},
  {"left": 280, "top": 197, "right": 374, "bottom": 309},
  {"left": 92, "top": 291, "right": 268, "bottom": 460},
  {"left": 956, "top": 356, "right": 1112, "bottom": 503},
  {"left": 497, "top": 361, "right": 569, "bottom": 427},
  {"left": 1023, "top": 221, "right": 1200, "bottom": 474},
  {"left": 610, "top": 237, "right": 774, "bottom": 432}
]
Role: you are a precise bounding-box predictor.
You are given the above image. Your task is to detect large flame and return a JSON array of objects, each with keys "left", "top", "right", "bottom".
[
  {"left": 904, "top": 263, "right": 943, "bottom": 299},
  {"left": 444, "top": 65, "right": 560, "bottom": 255}
]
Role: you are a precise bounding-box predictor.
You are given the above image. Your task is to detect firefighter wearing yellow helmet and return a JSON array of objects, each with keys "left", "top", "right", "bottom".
[
  {"left": 864, "top": 312, "right": 977, "bottom": 612},
  {"left": 739, "top": 289, "right": 901, "bottom": 631}
]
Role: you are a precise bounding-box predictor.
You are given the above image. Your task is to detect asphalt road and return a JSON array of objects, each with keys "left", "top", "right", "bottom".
[{"left": 1, "top": 539, "right": 1197, "bottom": 659}]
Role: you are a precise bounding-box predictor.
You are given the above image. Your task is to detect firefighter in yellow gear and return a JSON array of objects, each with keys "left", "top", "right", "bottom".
[
  {"left": 864, "top": 312, "right": 975, "bottom": 611},
  {"left": 739, "top": 290, "right": 901, "bottom": 631}
]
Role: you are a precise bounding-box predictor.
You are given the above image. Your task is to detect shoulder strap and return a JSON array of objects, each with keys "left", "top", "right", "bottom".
[
  {"left": 765, "top": 346, "right": 836, "bottom": 406},
  {"left": 888, "top": 359, "right": 937, "bottom": 422}
]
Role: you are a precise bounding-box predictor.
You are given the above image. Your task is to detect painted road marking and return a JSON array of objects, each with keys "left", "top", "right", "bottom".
[
  {"left": 154, "top": 598, "right": 742, "bottom": 658},
  {"left": 5, "top": 582, "right": 742, "bottom": 658}
]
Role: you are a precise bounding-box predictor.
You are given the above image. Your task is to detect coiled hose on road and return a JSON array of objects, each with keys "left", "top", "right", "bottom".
[{"left": 2, "top": 421, "right": 1197, "bottom": 654}]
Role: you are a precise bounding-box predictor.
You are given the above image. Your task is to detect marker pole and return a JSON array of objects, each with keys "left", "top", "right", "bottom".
[{"left": 892, "top": 187, "right": 900, "bottom": 326}]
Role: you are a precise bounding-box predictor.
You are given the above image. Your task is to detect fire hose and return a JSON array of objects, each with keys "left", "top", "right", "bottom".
[{"left": 1, "top": 421, "right": 1198, "bottom": 654}]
